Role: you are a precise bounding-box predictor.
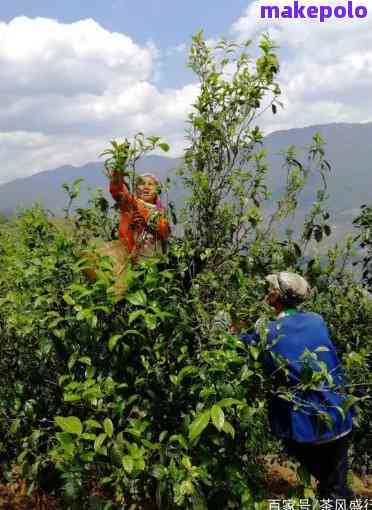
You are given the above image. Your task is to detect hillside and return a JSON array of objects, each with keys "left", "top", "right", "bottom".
[
  {"left": 1, "top": 122, "right": 371, "bottom": 240},
  {"left": 0, "top": 155, "right": 183, "bottom": 215}
]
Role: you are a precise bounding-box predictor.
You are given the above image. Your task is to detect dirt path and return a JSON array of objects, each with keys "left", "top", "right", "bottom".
[
  {"left": 266, "top": 461, "right": 372, "bottom": 499},
  {"left": 0, "top": 465, "right": 371, "bottom": 509},
  {"left": 0, "top": 477, "right": 60, "bottom": 510}
]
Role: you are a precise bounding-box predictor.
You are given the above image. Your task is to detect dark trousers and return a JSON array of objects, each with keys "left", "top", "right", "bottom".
[{"left": 283, "top": 434, "right": 354, "bottom": 499}]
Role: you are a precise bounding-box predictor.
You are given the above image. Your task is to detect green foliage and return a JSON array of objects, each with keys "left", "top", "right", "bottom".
[
  {"left": 100, "top": 133, "right": 170, "bottom": 195},
  {"left": 353, "top": 203, "right": 372, "bottom": 289},
  {"left": 0, "top": 31, "right": 371, "bottom": 510},
  {"left": 184, "top": 31, "right": 281, "bottom": 260},
  {"left": 0, "top": 212, "right": 8, "bottom": 224}
]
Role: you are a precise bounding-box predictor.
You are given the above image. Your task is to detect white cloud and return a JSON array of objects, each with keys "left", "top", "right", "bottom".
[
  {"left": 0, "top": 131, "right": 102, "bottom": 180},
  {"left": 3, "top": 8, "right": 370, "bottom": 186},
  {"left": 232, "top": 0, "right": 372, "bottom": 133},
  {"left": 0, "top": 17, "right": 154, "bottom": 95},
  {"left": 0, "top": 17, "right": 198, "bottom": 184}
]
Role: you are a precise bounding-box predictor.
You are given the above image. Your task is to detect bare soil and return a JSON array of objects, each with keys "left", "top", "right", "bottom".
[{"left": 0, "top": 464, "right": 371, "bottom": 509}]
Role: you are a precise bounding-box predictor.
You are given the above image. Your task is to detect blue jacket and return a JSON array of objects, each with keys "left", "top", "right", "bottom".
[{"left": 241, "top": 311, "right": 353, "bottom": 443}]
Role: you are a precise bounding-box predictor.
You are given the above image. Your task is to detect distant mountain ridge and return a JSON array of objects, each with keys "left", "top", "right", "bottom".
[
  {"left": 1, "top": 122, "right": 371, "bottom": 240},
  {"left": 0, "top": 155, "right": 184, "bottom": 215}
]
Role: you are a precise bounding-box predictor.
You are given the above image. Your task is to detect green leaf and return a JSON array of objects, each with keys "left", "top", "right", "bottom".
[
  {"left": 217, "top": 398, "right": 242, "bottom": 408},
  {"left": 10, "top": 419, "right": 20, "bottom": 435},
  {"left": 144, "top": 313, "right": 157, "bottom": 330},
  {"left": 122, "top": 455, "right": 133, "bottom": 473},
  {"left": 319, "top": 412, "right": 334, "bottom": 431},
  {"left": 122, "top": 329, "right": 145, "bottom": 340},
  {"left": 169, "top": 434, "right": 187, "bottom": 448},
  {"left": 81, "top": 433, "right": 96, "bottom": 441},
  {"left": 81, "top": 452, "right": 95, "bottom": 463},
  {"left": 250, "top": 345, "right": 260, "bottom": 360},
  {"left": 55, "top": 416, "right": 83, "bottom": 436},
  {"left": 103, "top": 418, "right": 114, "bottom": 438},
  {"left": 108, "top": 334, "right": 123, "bottom": 352},
  {"left": 63, "top": 293, "right": 75, "bottom": 306},
  {"left": 170, "top": 375, "right": 178, "bottom": 385},
  {"left": 78, "top": 356, "right": 91, "bottom": 366},
  {"left": 211, "top": 405, "right": 225, "bottom": 431},
  {"left": 94, "top": 433, "right": 107, "bottom": 452},
  {"left": 300, "top": 365, "right": 313, "bottom": 384},
  {"left": 334, "top": 406, "right": 346, "bottom": 420},
  {"left": 126, "top": 290, "right": 147, "bottom": 306},
  {"left": 159, "top": 431, "right": 168, "bottom": 442},
  {"left": 128, "top": 310, "right": 145, "bottom": 324},
  {"left": 147, "top": 136, "right": 160, "bottom": 145},
  {"left": 64, "top": 393, "right": 81, "bottom": 402},
  {"left": 152, "top": 464, "right": 167, "bottom": 480},
  {"left": 314, "top": 346, "right": 330, "bottom": 353},
  {"left": 68, "top": 352, "right": 78, "bottom": 371},
  {"left": 100, "top": 476, "right": 113, "bottom": 486},
  {"left": 177, "top": 366, "right": 197, "bottom": 384},
  {"left": 56, "top": 432, "right": 75, "bottom": 450},
  {"left": 86, "top": 367, "right": 95, "bottom": 378},
  {"left": 222, "top": 420, "right": 235, "bottom": 438},
  {"left": 189, "top": 410, "right": 210, "bottom": 442},
  {"left": 297, "top": 465, "right": 311, "bottom": 486},
  {"left": 136, "top": 458, "right": 146, "bottom": 471},
  {"left": 159, "top": 143, "right": 170, "bottom": 152}
]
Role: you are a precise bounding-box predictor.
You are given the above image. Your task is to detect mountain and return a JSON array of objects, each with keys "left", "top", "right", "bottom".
[
  {"left": 264, "top": 122, "right": 372, "bottom": 214},
  {"left": 0, "top": 155, "right": 183, "bottom": 215},
  {"left": 1, "top": 122, "right": 371, "bottom": 241},
  {"left": 262, "top": 122, "right": 372, "bottom": 240}
]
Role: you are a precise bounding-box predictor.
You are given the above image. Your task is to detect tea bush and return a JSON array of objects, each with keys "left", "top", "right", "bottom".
[{"left": 0, "top": 32, "right": 371, "bottom": 509}]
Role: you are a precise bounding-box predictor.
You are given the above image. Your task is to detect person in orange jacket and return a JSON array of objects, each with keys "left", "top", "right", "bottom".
[
  {"left": 110, "top": 170, "right": 170, "bottom": 261},
  {"left": 82, "top": 170, "right": 170, "bottom": 295}
]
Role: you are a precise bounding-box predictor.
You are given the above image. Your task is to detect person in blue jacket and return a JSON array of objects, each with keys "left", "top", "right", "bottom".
[{"left": 240, "top": 271, "right": 354, "bottom": 499}]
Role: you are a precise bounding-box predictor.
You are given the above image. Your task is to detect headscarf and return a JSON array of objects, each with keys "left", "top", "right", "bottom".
[{"left": 265, "top": 272, "right": 311, "bottom": 302}]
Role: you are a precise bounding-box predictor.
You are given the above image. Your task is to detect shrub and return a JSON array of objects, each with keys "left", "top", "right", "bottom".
[{"left": 0, "top": 32, "right": 371, "bottom": 509}]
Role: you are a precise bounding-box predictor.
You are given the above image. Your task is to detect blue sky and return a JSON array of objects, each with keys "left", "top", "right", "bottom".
[
  {"left": 0, "top": 0, "right": 248, "bottom": 45},
  {"left": 0, "top": 0, "right": 371, "bottom": 183}
]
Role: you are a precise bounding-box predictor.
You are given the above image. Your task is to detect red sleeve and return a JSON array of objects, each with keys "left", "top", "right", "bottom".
[
  {"left": 109, "top": 170, "right": 135, "bottom": 209},
  {"left": 157, "top": 216, "right": 171, "bottom": 240}
]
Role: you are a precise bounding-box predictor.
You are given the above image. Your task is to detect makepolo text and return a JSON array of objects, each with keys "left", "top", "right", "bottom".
[{"left": 260, "top": 1, "right": 368, "bottom": 22}]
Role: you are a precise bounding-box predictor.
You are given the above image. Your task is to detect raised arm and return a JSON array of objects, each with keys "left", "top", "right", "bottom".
[{"left": 109, "top": 170, "right": 136, "bottom": 209}]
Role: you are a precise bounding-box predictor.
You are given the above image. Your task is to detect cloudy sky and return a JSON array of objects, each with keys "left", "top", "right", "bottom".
[{"left": 0, "top": 0, "right": 370, "bottom": 184}]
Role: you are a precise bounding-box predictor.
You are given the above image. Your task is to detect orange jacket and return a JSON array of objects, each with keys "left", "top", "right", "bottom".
[{"left": 110, "top": 171, "right": 170, "bottom": 256}]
